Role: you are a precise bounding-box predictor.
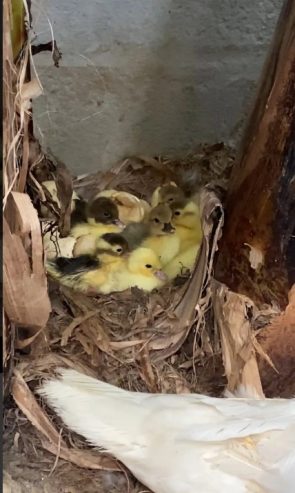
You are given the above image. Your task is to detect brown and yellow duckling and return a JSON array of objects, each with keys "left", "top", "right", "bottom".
[{"left": 121, "top": 204, "right": 181, "bottom": 266}]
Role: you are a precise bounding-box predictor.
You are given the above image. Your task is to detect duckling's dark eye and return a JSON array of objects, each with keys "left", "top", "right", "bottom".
[
  {"left": 116, "top": 247, "right": 122, "bottom": 253},
  {"left": 174, "top": 211, "right": 181, "bottom": 216},
  {"left": 154, "top": 218, "right": 160, "bottom": 223},
  {"left": 168, "top": 197, "right": 174, "bottom": 202},
  {"left": 103, "top": 211, "right": 111, "bottom": 218},
  {"left": 145, "top": 264, "right": 152, "bottom": 269}
]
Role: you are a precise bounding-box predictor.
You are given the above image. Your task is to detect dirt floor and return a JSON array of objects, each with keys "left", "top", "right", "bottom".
[{"left": 3, "top": 409, "right": 140, "bottom": 493}]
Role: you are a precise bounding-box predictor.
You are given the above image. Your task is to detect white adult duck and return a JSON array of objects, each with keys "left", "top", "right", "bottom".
[{"left": 39, "top": 369, "right": 295, "bottom": 493}]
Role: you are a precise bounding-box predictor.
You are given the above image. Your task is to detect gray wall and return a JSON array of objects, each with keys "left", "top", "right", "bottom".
[{"left": 33, "top": 0, "right": 282, "bottom": 174}]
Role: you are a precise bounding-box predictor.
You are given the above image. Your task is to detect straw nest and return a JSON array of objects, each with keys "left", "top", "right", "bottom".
[{"left": 4, "top": 135, "right": 236, "bottom": 488}]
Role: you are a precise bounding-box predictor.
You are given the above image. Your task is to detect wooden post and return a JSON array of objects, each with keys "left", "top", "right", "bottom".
[{"left": 215, "top": 0, "right": 295, "bottom": 310}]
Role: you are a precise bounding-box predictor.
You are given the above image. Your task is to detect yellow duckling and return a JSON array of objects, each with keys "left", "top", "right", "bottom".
[
  {"left": 171, "top": 199, "right": 202, "bottom": 250},
  {"left": 163, "top": 199, "right": 203, "bottom": 279},
  {"left": 95, "top": 190, "right": 151, "bottom": 224},
  {"left": 46, "top": 247, "right": 167, "bottom": 294},
  {"left": 151, "top": 182, "right": 186, "bottom": 208}
]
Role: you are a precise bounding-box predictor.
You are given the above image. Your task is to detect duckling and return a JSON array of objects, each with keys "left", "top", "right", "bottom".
[
  {"left": 73, "top": 231, "right": 130, "bottom": 261},
  {"left": 151, "top": 182, "right": 186, "bottom": 208},
  {"left": 40, "top": 369, "right": 295, "bottom": 493},
  {"left": 86, "top": 197, "right": 125, "bottom": 227},
  {"left": 48, "top": 233, "right": 130, "bottom": 289},
  {"left": 122, "top": 204, "right": 173, "bottom": 245},
  {"left": 46, "top": 247, "right": 167, "bottom": 294},
  {"left": 163, "top": 199, "right": 203, "bottom": 279},
  {"left": 43, "top": 196, "right": 124, "bottom": 259},
  {"left": 121, "top": 204, "right": 179, "bottom": 266},
  {"left": 95, "top": 190, "right": 151, "bottom": 224},
  {"left": 141, "top": 205, "right": 181, "bottom": 266},
  {"left": 171, "top": 199, "right": 202, "bottom": 250},
  {"left": 71, "top": 196, "right": 125, "bottom": 244},
  {"left": 71, "top": 196, "right": 124, "bottom": 228},
  {"left": 95, "top": 233, "right": 130, "bottom": 256}
]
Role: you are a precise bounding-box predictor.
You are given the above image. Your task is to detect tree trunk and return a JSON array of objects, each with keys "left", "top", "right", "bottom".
[{"left": 215, "top": 0, "right": 295, "bottom": 310}]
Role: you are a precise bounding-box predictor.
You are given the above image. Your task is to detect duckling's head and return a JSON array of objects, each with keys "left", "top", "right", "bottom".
[
  {"left": 148, "top": 204, "right": 175, "bottom": 235},
  {"left": 127, "top": 247, "right": 168, "bottom": 281},
  {"left": 171, "top": 200, "right": 200, "bottom": 228},
  {"left": 157, "top": 183, "right": 186, "bottom": 205},
  {"left": 87, "top": 197, "right": 124, "bottom": 227},
  {"left": 97, "top": 233, "right": 130, "bottom": 255}
]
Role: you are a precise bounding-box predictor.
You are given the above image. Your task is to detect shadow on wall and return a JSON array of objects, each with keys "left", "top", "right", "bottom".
[{"left": 33, "top": 0, "right": 281, "bottom": 173}]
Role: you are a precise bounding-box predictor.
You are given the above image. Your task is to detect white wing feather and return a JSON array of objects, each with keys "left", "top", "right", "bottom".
[{"left": 39, "top": 368, "right": 295, "bottom": 493}]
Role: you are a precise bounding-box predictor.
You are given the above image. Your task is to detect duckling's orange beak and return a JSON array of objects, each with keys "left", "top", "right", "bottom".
[{"left": 154, "top": 270, "right": 168, "bottom": 282}]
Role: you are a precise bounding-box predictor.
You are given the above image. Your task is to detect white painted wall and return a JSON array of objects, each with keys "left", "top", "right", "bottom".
[{"left": 32, "top": 0, "right": 282, "bottom": 174}]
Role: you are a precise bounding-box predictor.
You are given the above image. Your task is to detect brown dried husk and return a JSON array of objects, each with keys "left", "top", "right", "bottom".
[{"left": 3, "top": 0, "right": 51, "bottom": 396}]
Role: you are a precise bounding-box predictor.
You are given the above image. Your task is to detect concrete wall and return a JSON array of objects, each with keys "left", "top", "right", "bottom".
[{"left": 33, "top": 0, "right": 282, "bottom": 174}]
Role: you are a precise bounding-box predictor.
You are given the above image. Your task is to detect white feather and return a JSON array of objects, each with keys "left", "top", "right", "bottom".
[{"left": 38, "top": 369, "right": 295, "bottom": 493}]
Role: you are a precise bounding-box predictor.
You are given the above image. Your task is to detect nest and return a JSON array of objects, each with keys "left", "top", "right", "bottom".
[{"left": 4, "top": 137, "right": 237, "bottom": 488}]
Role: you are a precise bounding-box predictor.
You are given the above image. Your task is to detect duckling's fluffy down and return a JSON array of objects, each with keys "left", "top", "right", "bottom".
[{"left": 46, "top": 247, "right": 167, "bottom": 295}]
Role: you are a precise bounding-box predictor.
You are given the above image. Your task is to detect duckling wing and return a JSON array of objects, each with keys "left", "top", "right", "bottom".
[
  {"left": 46, "top": 255, "right": 107, "bottom": 293},
  {"left": 53, "top": 255, "right": 101, "bottom": 275},
  {"left": 46, "top": 254, "right": 100, "bottom": 280}
]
